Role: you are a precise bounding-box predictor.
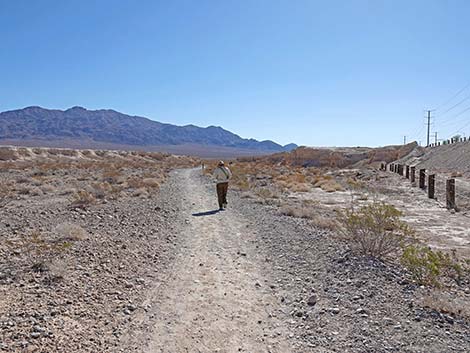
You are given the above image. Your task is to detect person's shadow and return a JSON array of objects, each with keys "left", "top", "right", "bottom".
[{"left": 192, "top": 209, "right": 220, "bottom": 217}]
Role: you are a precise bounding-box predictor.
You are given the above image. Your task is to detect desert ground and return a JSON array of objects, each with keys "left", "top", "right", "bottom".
[{"left": 1, "top": 146, "right": 469, "bottom": 353}]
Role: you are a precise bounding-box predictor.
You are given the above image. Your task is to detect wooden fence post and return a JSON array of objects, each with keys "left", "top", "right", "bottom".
[
  {"left": 428, "top": 174, "right": 435, "bottom": 199},
  {"left": 419, "top": 169, "right": 426, "bottom": 189},
  {"left": 410, "top": 166, "right": 416, "bottom": 183},
  {"left": 446, "top": 179, "right": 456, "bottom": 210},
  {"left": 406, "top": 165, "right": 410, "bottom": 179}
]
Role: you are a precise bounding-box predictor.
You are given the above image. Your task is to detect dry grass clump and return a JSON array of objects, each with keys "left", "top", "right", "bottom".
[
  {"left": 140, "top": 178, "right": 160, "bottom": 189},
  {"left": 421, "top": 291, "right": 470, "bottom": 320},
  {"left": 54, "top": 223, "right": 87, "bottom": 242},
  {"left": 255, "top": 187, "right": 280, "bottom": 199},
  {"left": 280, "top": 205, "right": 316, "bottom": 219},
  {"left": 288, "top": 182, "right": 311, "bottom": 192},
  {"left": 125, "top": 176, "right": 161, "bottom": 196},
  {"left": 70, "top": 190, "right": 96, "bottom": 209},
  {"left": 90, "top": 182, "right": 122, "bottom": 200},
  {"left": 319, "top": 180, "right": 344, "bottom": 192},
  {"left": 280, "top": 203, "right": 337, "bottom": 230},
  {"left": 102, "top": 166, "right": 123, "bottom": 184},
  {"left": 312, "top": 175, "right": 339, "bottom": 190}
]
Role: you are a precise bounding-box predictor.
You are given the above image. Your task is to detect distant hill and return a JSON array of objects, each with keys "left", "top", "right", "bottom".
[
  {"left": 0, "top": 106, "right": 297, "bottom": 155},
  {"left": 238, "top": 142, "right": 420, "bottom": 168}
]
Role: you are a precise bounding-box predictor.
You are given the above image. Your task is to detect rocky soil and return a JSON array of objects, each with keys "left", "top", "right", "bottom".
[
  {"left": 0, "top": 173, "right": 186, "bottom": 352},
  {"left": 232, "top": 184, "right": 470, "bottom": 352},
  {"left": 1, "top": 162, "right": 470, "bottom": 352}
]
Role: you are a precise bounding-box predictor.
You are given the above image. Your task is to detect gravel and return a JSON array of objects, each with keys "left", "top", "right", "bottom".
[
  {"left": 0, "top": 172, "right": 184, "bottom": 352},
  {"left": 229, "top": 178, "right": 470, "bottom": 353}
]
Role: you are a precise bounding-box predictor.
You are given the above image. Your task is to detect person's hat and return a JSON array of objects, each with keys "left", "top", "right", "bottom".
[{"left": 218, "top": 160, "right": 225, "bottom": 166}]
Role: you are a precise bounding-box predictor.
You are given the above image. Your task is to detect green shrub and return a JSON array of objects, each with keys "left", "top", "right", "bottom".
[
  {"left": 401, "top": 245, "right": 463, "bottom": 287},
  {"left": 338, "top": 202, "right": 414, "bottom": 258}
]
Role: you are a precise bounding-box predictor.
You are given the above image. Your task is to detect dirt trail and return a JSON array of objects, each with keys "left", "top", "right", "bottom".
[{"left": 124, "top": 169, "right": 291, "bottom": 353}]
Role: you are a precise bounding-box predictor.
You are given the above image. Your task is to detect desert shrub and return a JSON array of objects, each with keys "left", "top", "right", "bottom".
[
  {"left": 234, "top": 177, "right": 251, "bottom": 191},
  {"left": 319, "top": 180, "right": 343, "bottom": 192},
  {"left": 256, "top": 187, "right": 280, "bottom": 199},
  {"left": 401, "top": 246, "right": 464, "bottom": 287},
  {"left": 91, "top": 182, "right": 111, "bottom": 199},
  {"left": 70, "top": 190, "right": 96, "bottom": 209},
  {"left": 126, "top": 176, "right": 160, "bottom": 191},
  {"left": 54, "top": 223, "right": 87, "bottom": 242},
  {"left": 141, "top": 178, "right": 160, "bottom": 189},
  {"left": 289, "top": 182, "right": 311, "bottom": 192},
  {"left": 338, "top": 202, "right": 414, "bottom": 258},
  {"left": 102, "top": 166, "right": 122, "bottom": 184},
  {"left": 280, "top": 204, "right": 336, "bottom": 229}
]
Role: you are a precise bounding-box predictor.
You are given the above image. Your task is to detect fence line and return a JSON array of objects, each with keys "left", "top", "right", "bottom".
[
  {"left": 385, "top": 162, "right": 470, "bottom": 211},
  {"left": 428, "top": 135, "right": 470, "bottom": 148}
]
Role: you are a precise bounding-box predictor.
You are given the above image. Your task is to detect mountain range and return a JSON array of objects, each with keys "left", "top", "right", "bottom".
[{"left": 0, "top": 106, "right": 297, "bottom": 156}]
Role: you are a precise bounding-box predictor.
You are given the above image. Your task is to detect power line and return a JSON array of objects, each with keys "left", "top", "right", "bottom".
[
  {"left": 437, "top": 92, "right": 470, "bottom": 118},
  {"left": 449, "top": 121, "right": 470, "bottom": 138},
  {"left": 439, "top": 105, "right": 470, "bottom": 127},
  {"left": 435, "top": 81, "right": 470, "bottom": 112}
]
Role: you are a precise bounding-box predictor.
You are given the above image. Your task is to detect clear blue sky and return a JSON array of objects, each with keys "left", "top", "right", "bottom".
[{"left": 1, "top": 0, "right": 470, "bottom": 147}]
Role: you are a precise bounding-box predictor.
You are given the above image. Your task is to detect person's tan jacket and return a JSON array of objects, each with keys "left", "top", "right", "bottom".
[{"left": 213, "top": 166, "right": 232, "bottom": 183}]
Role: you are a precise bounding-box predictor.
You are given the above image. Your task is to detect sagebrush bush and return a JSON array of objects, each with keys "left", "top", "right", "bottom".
[
  {"left": 338, "top": 202, "right": 414, "bottom": 258},
  {"left": 401, "top": 245, "right": 463, "bottom": 287}
]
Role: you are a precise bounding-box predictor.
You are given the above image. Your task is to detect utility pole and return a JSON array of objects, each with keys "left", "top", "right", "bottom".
[
  {"left": 403, "top": 135, "right": 406, "bottom": 145},
  {"left": 426, "top": 110, "right": 432, "bottom": 147},
  {"left": 434, "top": 132, "right": 438, "bottom": 145}
]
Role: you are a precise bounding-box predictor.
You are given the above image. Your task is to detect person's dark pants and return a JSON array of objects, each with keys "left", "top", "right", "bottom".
[{"left": 216, "top": 182, "right": 229, "bottom": 209}]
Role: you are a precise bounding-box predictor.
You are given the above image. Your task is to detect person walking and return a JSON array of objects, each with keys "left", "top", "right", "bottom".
[{"left": 213, "top": 161, "right": 232, "bottom": 210}]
